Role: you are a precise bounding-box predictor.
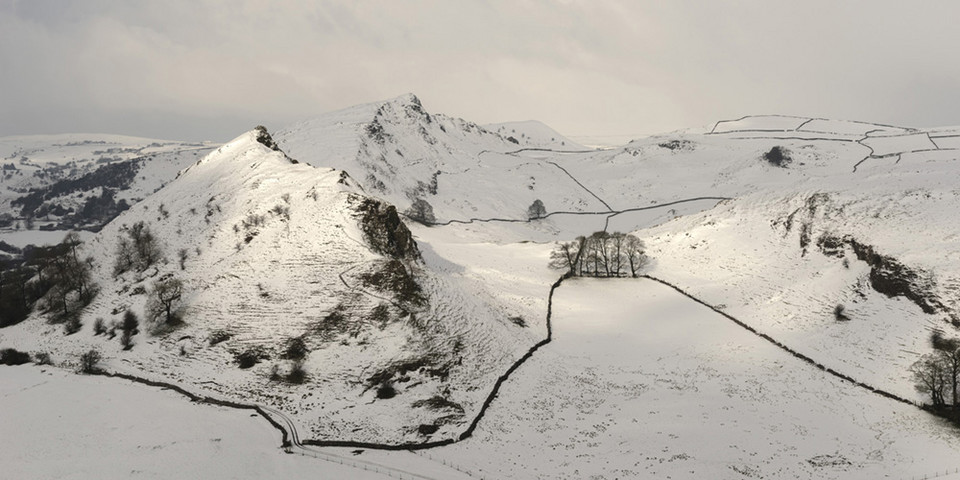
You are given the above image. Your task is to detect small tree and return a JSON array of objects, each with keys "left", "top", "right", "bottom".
[
  {"left": 93, "top": 317, "right": 106, "bottom": 335},
  {"left": 114, "top": 221, "right": 163, "bottom": 276},
  {"left": 63, "top": 313, "right": 82, "bottom": 335},
  {"left": 405, "top": 198, "right": 436, "bottom": 225},
  {"left": 912, "top": 353, "right": 950, "bottom": 407},
  {"left": 931, "top": 335, "right": 960, "bottom": 407},
  {"left": 146, "top": 277, "right": 184, "bottom": 329},
  {"left": 588, "top": 231, "right": 611, "bottom": 277},
  {"left": 119, "top": 310, "right": 140, "bottom": 350},
  {"left": 79, "top": 349, "right": 102, "bottom": 374},
  {"left": 527, "top": 199, "right": 546, "bottom": 220},
  {"left": 623, "top": 234, "right": 648, "bottom": 278},
  {"left": 548, "top": 237, "right": 585, "bottom": 277},
  {"left": 286, "top": 361, "right": 307, "bottom": 384}
]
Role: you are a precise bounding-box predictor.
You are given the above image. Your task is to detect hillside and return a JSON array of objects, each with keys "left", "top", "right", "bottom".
[
  {"left": 0, "top": 127, "right": 545, "bottom": 444},
  {"left": 275, "top": 94, "right": 608, "bottom": 225},
  {"left": 4, "top": 98, "right": 960, "bottom": 478}
]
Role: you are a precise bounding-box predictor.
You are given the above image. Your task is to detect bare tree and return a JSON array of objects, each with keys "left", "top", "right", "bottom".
[
  {"left": 43, "top": 234, "right": 97, "bottom": 320},
  {"left": 527, "top": 199, "right": 546, "bottom": 220},
  {"left": 119, "top": 310, "right": 140, "bottom": 350},
  {"left": 608, "top": 232, "right": 626, "bottom": 276},
  {"left": 548, "top": 237, "right": 585, "bottom": 276},
  {"left": 912, "top": 353, "right": 950, "bottom": 407},
  {"left": 551, "top": 233, "right": 647, "bottom": 278},
  {"left": 146, "top": 277, "right": 184, "bottom": 328},
  {"left": 932, "top": 336, "right": 960, "bottom": 406},
  {"left": 588, "top": 231, "right": 611, "bottom": 276},
  {"left": 623, "top": 234, "right": 648, "bottom": 278},
  {"left": 114, "top": 221, "right": 163, "bottom": 276},
  {"left": 79, "top": 349, "right": 101, "bottom": 374}
]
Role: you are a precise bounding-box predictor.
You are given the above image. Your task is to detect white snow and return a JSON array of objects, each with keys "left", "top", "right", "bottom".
[
  {"left": 0, "top": 364, "right": 448, "bottom": 480},
  {"left": 429, "top": 279, "right": 960, "bottom": 479},
  {"left": 712, "top": 115, "right": 811, "bottom": 133},
  {"left": 5, "top": 100, "right": 960, "bottom": 478},
  {"left": 861, "top": 132, "right": 939, "bottom": 156}
]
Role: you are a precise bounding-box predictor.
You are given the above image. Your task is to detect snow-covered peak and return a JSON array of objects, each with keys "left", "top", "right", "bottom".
[{"left": 178, "top": 126, "right": 304, "bottom": 183}]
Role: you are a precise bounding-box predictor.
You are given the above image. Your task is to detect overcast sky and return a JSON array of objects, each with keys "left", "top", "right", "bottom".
[{"left": 3, "top": 0, "right": 960, "bottom": 143}]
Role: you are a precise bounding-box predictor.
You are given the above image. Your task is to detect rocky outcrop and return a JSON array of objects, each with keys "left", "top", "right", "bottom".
[
  {"left": 818, "top": 233, "right": 944, "bottom": 314},
  {"left": 352, "top": 196, "right": 420, "bottom": 261},
  {"left": 254, "top": 126, "right": 298, "bottom": 164}
]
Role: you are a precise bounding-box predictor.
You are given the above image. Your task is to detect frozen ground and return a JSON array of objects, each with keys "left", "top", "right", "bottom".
[
  {"left": 0, "top": 365, "right": 392, "bottom": 480},
  {"left": 5, "top": 100, "right": 960, "bottom": 477},
  {"left": 429, "top": 279, "right": 960, "bottom": 479}
]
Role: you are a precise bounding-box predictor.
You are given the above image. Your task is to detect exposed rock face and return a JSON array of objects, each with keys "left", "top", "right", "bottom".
[
  {"left": 352, "top": 196, "right": 420, "bottom": 261},
  {"left": 254, "top": 126, "right": 298, "bottom": 164},
  {"left": 818, "top": 233, "right": 944, "bottom": 314}
]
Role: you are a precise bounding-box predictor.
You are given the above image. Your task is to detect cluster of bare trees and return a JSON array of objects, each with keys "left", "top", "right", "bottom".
[
  {"left": 45, "top": 232, "right": 98, "bottom": 328},
  {"left": 549, "top": 231, "right": 648, "bottom": 278},
  {"left": 0, "top": 232, "right": 99, "bottom": 329},
  {"left": 113, "top": 221, "right": 163, "bottom": 276},
  {"left": 912, "top": 333, "right": 960, "bottom": 409}
]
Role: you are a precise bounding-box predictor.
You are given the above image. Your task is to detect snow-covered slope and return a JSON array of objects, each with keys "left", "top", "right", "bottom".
[
  {"left": 276, "top": 94, "right": 607, "bottom": 224},
  {"left": 281, "top": 102, "right": 960, "bottom": 412},
  {"left": 6, "top": 97, "right": 960, "bottom": 478},
  {"left": 280, "top": 102, "right": 960, "bottom": 409},
  {"left": 0, "top": 127, "right": 544, "bottom": 444}
]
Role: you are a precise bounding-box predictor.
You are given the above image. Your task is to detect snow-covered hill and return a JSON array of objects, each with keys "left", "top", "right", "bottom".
[
  {"left": 0, "top": 127, "right": 545, "bottom": 444},
  {"left": 276, "top": 100, "right": 960, "bottom": 439},
  {"left": 275, "top": 94, "right": 608, "bottom": 225},
  {"left": 5, "top": 96, "right": 960, "bottom": 478}
]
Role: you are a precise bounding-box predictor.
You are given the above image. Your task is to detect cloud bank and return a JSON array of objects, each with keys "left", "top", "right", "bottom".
[{"left": 2, "top": 0, "right": 959, "bottom": 142}]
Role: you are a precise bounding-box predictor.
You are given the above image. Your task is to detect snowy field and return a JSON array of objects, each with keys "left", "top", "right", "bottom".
[
  {"left": 6, "top": 278, "right": 960, "bottom": 479},
  {"left": 0, "top": 365, "right": 393, "bottom": 480},
  {"left": 426, "top": 279, "right": 960, "bottom": 480},
  {"left": 6, "top": 100, "right": 960, "bottom": 478}
]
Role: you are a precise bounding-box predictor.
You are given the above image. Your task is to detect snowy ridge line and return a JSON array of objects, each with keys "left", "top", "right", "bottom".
[
  {"left": 301, "top": 274, "right": 567, "bottom": 451},
  {"left": 88, "top": 370, "right": 291, "bottom": 447},
  {"left": 423, "top": 197, "right": 730, "bottom": 227},
  {"left": 640, "top": 275, "right": 918, "bottom": 408}
]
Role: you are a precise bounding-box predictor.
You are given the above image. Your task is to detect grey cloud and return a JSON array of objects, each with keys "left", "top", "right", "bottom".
[{"left": 3, "top": 0, "right": 960, "bottom": 142}]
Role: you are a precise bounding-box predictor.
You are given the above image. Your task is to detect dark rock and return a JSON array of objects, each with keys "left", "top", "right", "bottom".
[
  {"left": 253, "top": 126, "right": 298, "bottom": 164},
  {"left": 353, "top": 197, "right": 420, "bottom": 260}
]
